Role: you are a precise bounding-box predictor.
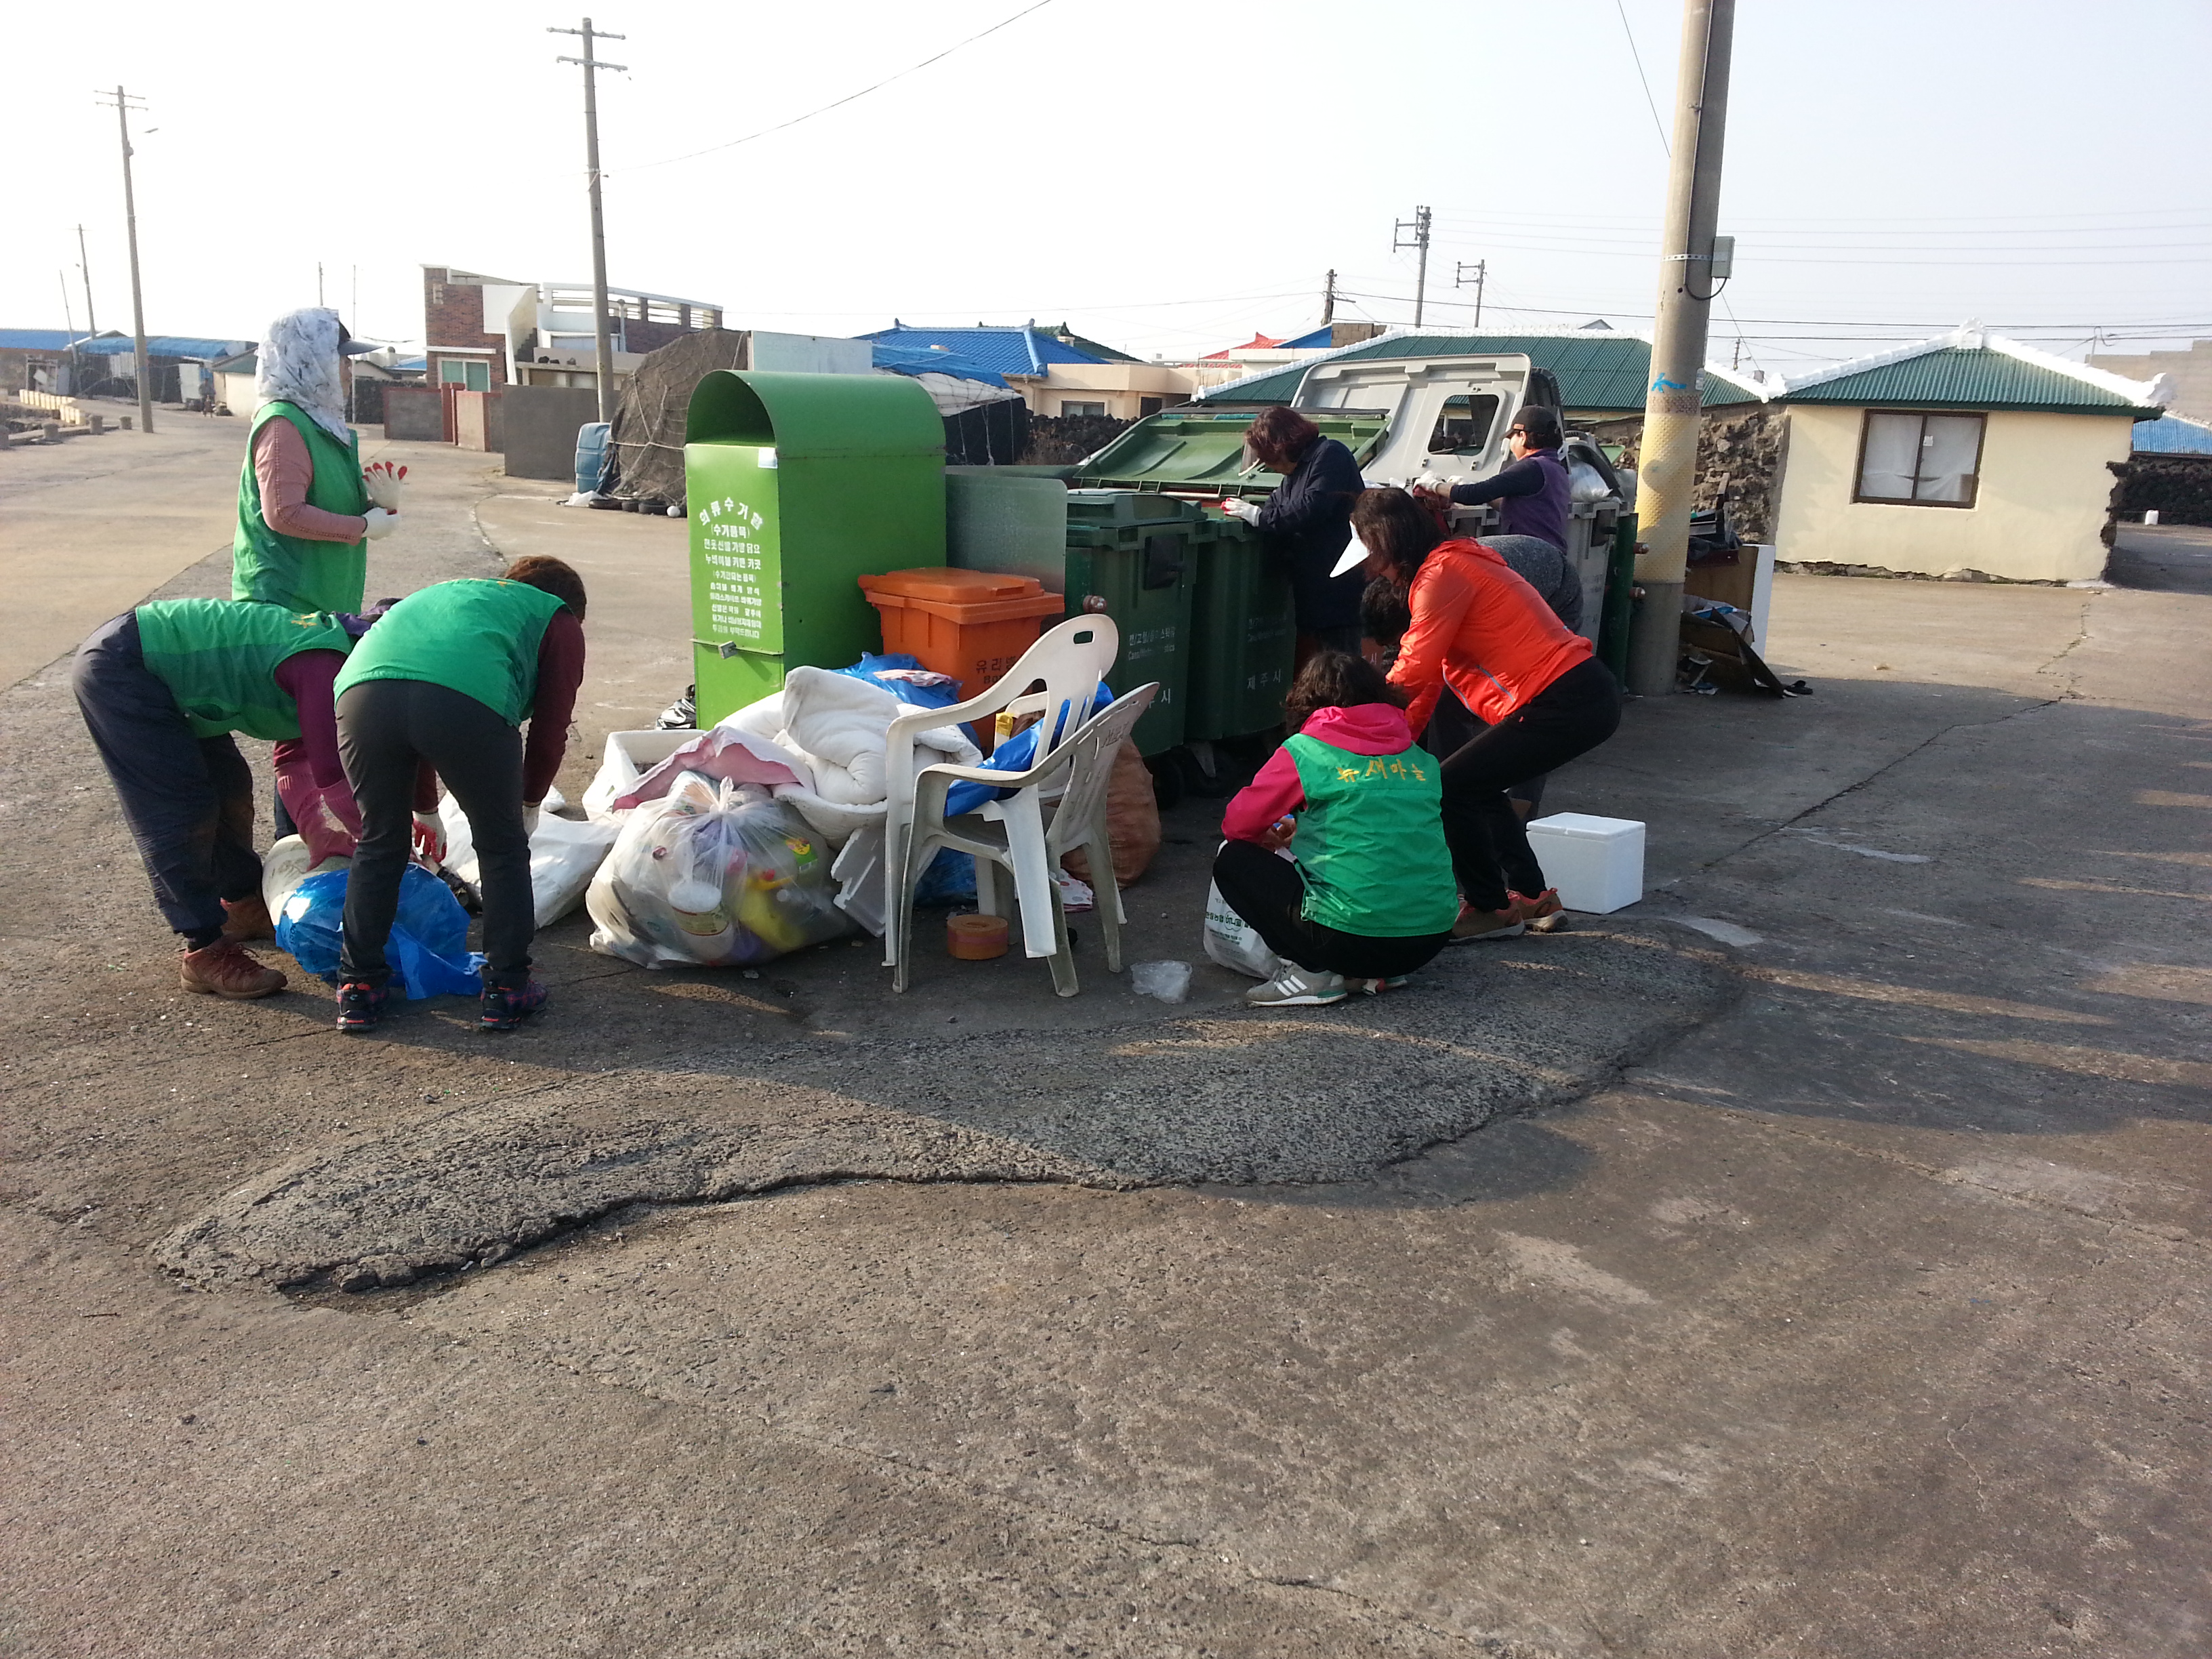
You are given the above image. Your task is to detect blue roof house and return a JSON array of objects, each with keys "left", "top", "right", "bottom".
[{"left": 860, "top": 322, "right": 1189, "bottom": 422}]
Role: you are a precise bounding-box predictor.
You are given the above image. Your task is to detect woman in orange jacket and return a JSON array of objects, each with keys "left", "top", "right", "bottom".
[{"left": 1348, "top": 487, "right": 1622, "bottom": 941}]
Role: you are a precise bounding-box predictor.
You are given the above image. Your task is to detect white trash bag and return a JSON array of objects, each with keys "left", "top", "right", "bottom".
[
  {"left": 586, "top": 771, "right": 851, "bottom": 968},
  {"left": 437, "top": 785, "right": 619, "bottom": 930}
]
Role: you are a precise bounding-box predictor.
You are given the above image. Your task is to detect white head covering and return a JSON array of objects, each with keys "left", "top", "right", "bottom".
[{"left": 256, "top": 307, "right": 352, "bottom": 443}]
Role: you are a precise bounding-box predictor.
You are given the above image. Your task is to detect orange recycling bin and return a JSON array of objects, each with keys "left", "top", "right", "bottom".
[{"left": 858, "top": 567, "right": 1065, "bottom": 703}]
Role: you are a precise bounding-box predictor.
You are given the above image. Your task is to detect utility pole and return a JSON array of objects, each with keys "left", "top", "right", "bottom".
[
  {"left": 1624, "top": 0, "right": 1735, "bottom": 697},
  {"left": 1322, "top": 268, "right": 1337, "bottom": 326},
  {"left": 318, "top": 262, "right": 325, "bottom": 307},
  {"left": 75, "top": 225, "right": 98, "bottom": 336},
  {"left": 1454, "top": 260, "right": 1487, "bottom": 329},
  {"left": 1394, "top": 206, "right": 1432, "bottom": 327},
  {"left": 552, "top": 16, "right": 628, "bottom": 423},
  {"left": 59, "top": 272, "right": 80, "bottom": 392},
  {"left": 96, "top": 85, "right": 153, "bottom": 434}
]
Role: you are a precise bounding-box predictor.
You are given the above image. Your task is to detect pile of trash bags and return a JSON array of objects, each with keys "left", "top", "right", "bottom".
[{"left": 581, "top": 656, "right": 989, "bottom": 963}]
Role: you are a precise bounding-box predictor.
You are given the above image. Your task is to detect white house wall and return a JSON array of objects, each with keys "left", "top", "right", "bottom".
[{"left": 1772, "top": 405, "right": 2131, "bottom": 583}]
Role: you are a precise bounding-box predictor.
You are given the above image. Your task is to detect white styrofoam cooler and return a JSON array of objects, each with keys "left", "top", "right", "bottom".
[{"left": 1525, "top": 813, "right": 1645, "bottom": 914}]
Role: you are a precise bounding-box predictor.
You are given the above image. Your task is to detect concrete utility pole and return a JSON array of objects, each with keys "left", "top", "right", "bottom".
[
  {"left": 1322, "top": 269, "right": 1337, "bottom": 325},
  {"left": 1455, "top": 260, "right": 1487, "bottom": 328},
  {"left": 96, "top": 85, "right": 154, "bottom": 434},
  {"left": 1624, "top": 0, "right": 1735, "bottom": 697},
  {"left": 75, "top": 225, "right": 98, "bottom": 336},
  {"left": 1394, "top": 207, "right": 1433, "bottom": 327},
  {"left": 552, "top": 17, "right": 628, "bottom": 423}
]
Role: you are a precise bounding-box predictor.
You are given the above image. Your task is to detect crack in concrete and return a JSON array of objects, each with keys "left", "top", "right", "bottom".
[
  {"left": 1616, "top": 1091, "right": 2208, "bottom": 1254},
  {"left": 1685, "top": 692, "right": 2067, "bottom": 879},
  {"left": 2033, "top": 590, "right": 2104, "bottom": 700}
]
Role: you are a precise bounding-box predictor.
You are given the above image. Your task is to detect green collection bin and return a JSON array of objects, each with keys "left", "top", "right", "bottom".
[
  {"left": 1183, "top": 515, "right": 1295, "bottom": 744},
  {"left": 1063, "top": 490, "right": 1197, "bottom": 756},
  {"left": 685, "top": 370, "right": 945, "bottom": 726}
]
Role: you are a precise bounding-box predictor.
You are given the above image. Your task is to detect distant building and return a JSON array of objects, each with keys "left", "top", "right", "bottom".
[
  {"left": 859, "top": 322, "right": 1191, "bottom": 422},
  {"left": 421, "top": 266, "right": 723, "bottom": 397},
  {"left": 1772, "top": 327, "right": 2166, "bottom": 583},
  {"left": 2088, "top": 339, "right": 2212, "bottom": 424}
]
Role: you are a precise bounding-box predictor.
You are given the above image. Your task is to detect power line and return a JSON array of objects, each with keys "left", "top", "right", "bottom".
[
  {"left": 617, "top": 0, "right": 1058, "bottom": 173},
  {"left": 1612, "top": 0, "right": 1670, "bottom": 155}
]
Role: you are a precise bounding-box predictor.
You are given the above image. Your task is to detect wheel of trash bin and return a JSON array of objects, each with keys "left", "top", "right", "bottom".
[{"left": 1147, "top": 752, "right": 1185, "bottom": 811}]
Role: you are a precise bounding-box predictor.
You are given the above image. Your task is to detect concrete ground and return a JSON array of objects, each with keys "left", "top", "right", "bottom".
[{"left": 1, "top": 428, "right": 2206, "bottom": 1658}]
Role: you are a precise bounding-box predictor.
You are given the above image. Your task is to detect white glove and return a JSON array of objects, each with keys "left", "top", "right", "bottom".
[
  {"left": 361, "top": 506, "right": 396, "bottom": 541},
  {"left": 1220, "top": 498, "right": 1262, "bottom": 525},
  {"left": 361, "top": 460, "right": 408, "bottom": 512},
  {"left": 521, "top": 802, "right": 542, "bottom": 838},
  {"left": 411, "top": 811, "right": 448, "bottom": 867}
]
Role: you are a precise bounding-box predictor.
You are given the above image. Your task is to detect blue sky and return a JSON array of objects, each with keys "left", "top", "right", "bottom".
[{"left": 11, "top": 0, "right": 2209, "bottom": 375}]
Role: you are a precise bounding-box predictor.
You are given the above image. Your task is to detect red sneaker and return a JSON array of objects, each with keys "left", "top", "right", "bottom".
[
  {"left": 180, "top": 939, "right": 286, "bottom": 1000},
  {"left": 1511, "top": 888, "right": 1569, "bottom": 933}
]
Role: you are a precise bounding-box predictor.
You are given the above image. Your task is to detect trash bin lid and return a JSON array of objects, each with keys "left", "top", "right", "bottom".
[
  {"left": 858, "top": 566, "right": 1063, "bottom": 623},
  {"left": 859, "top": 567, "right": 1045, "bottom": 604}
]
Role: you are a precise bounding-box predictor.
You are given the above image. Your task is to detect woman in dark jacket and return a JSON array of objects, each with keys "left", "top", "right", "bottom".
[{"left": 1219, "top": 406, "right": 1366, "bottom": 662}]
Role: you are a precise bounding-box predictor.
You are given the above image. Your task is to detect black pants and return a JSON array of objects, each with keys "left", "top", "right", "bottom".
[
  {"left": 1424, "top": 688, "right": 1547, "bottom": 813},
  {"left": 1437, "top": 656, "right": 1620, "bottom": 911},
  {"left": 1213, "top": 839, "right": 1450, "bottom": 980},
  {"left": 72, "top": 612, "right": 259, "bottom": 945},
  {"left": 337, "top": 678, "right": 532, "bottom": 989}
]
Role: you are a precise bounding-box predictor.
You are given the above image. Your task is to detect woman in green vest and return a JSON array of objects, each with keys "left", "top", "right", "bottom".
[
  {"left": 233, "top": 308, "right": 397, "bottom": 615},
  {"left": 332, "top": 558, "right": 589, "bottom": 1034},
  {"left": 1212, "top": 650, "right": 1460, "bottom": 1006},
  {"left": 72, "top": 598, "right": 368, "bottom": 1000}
]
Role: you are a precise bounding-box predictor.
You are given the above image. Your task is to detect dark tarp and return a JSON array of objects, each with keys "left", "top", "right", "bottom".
[
  {"left": 942, "top": 398, "right": 1028, "bottom": 466},
  {"left": 601, "top": 328, "right": 747, "bottom": 508}
]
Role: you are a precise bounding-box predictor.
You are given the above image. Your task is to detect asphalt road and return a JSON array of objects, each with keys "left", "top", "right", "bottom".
[{"left": 1, "top": 428, "right": 2206, "bottom": 1658}]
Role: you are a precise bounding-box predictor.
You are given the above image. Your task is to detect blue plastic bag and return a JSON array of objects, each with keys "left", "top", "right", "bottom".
[
  {"left": 275, "top": 864, "right": 488, "bottom": 999},
  {"left": 942, "top": 682, "right": 1113, "bottom": 816},
  {"left": 831, "top": 651, "right": 962, "bottom": 710}
]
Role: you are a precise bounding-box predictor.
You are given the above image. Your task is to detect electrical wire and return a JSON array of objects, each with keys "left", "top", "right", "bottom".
[
  {"left": 1613, "top": 0, "right": 1671, "bottom": 155},
  {"left": 614, "top": 0, "right": 1058, "bottom": 173}
]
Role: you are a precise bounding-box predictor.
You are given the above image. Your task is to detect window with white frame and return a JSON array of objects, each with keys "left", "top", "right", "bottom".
[
  {"left": 1060, "top": 400, "right": 1107, "bottom": 418},
  {"left": 1855, "top": 410, "right": 1985, "bottom": 507}
]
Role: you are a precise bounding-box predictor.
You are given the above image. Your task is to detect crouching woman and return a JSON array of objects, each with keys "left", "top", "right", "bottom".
[{"left": 1212, "top": 651, "right": 1459, "bottom": 1007}]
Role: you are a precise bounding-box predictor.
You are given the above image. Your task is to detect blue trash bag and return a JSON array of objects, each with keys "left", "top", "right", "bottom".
[
  {"left": 831, "top": 651, "right": 962, "bottom": 710},
  {"left": 274, "top": 863, "right": 489, "bottom": 999},
  {"left": 914, "top": 848, "right": 977, "bottom": 905},
  {"left": 942, "top": 682, "right": 1114, "bottom": 816}
]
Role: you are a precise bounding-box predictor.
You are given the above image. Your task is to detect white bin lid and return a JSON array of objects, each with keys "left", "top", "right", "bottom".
[{"left": 1529, "top": 813, "right": 1645, "bottom": 840}]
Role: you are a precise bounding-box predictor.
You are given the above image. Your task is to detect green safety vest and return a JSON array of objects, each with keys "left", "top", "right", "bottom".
[
  {"left": 335, "top": 578, "right": 566, "bottom": 726},
  {"left": 231, "top": 400, "right": 369, "bottom": 615},
  {"left": 136, "top": 599, "right": 354, "bottom": 741},
  {"left": 1283, "top": 731, "right": 1460, "bottom": 937}
]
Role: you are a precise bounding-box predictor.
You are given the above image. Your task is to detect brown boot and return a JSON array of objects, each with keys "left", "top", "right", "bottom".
[
  {"left": 220, "top": 895, "right": 276, "bottom": 943},
  {"left": 180, "top": 939, "right": 287, "bottom": 1000}
]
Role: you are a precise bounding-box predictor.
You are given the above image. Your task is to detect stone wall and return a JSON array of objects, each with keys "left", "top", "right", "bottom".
[
  {"left": 1020, "top": 413, "right": 1132, "bottom": 466},
  {"left": 2106, "top": 453, "right": 2212, "bottom": 529},
  {"left": 1580, "top": 407, "right": 1787, "bottom": 542}
]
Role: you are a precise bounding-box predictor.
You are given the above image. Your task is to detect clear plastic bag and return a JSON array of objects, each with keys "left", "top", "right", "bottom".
[
  {"left": 1202, "top": 881, "right": 1278, "bottom": 979},
  {"left": 585, "top": 771, "right": 853, "bottom": 968}
]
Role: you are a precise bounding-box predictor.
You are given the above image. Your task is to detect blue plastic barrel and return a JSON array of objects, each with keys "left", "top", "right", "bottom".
[{"left": 575, "top": 422, "right": 611, "bottom": 495}]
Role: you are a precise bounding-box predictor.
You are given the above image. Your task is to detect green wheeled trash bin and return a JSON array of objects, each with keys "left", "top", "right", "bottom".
[
  {"left": 1062, "top": 490, "right": 1196, "bottom": 758},
  {"left": 685, "top": 370, "right": 945, "bottom": 726},
  {"left": 1184, "top": 512, "right": 1295, "bottom": 745}
]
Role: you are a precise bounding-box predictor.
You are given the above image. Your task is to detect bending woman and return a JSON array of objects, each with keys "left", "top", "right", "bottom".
[
  {"left": 1349, "top": 487, "right": 1622, "bottom": 941},
  {"left": 1213, "top": 650, "right": 1458, "bottom": 1007},
  {"left": 331, "top": 558, "right": 588, "bottom": 1035},
  {"left": 1216, "top": 405, "right": 1367, "bottom": 661}
]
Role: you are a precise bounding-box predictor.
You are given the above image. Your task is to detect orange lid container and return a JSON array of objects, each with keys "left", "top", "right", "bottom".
[{"left": 859, "top": 567, "right": 1067, "bottom": 703}]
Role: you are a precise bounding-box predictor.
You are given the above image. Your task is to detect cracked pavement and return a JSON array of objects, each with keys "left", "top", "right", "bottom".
[{"left": 2, "top": 425, "right": 2208, "bottom": 1656}]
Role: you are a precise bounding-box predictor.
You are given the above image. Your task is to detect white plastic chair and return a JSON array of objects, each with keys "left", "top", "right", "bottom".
[
  {"left": 884, "top": 681, "right": 1157, "bottom": 997},
  {"left": 881, "top": 615, "right": 1153, "bottom": 995}
]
